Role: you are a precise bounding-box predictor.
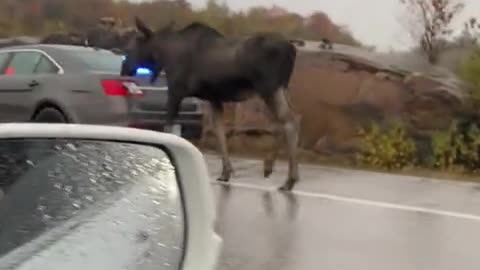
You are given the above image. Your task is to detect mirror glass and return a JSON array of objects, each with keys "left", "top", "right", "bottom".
[{"left": 0, "top": 139, "right": 184, "bottom": 270}]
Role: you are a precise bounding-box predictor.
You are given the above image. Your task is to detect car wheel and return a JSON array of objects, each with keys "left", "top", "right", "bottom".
[{"left": 32, "top": 108, "right": 67, "bottom": 123}]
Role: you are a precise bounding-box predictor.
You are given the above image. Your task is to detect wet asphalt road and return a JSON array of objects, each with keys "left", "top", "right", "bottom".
[{"left": 204, "top": 154, "right": 480, "bottom": 270}]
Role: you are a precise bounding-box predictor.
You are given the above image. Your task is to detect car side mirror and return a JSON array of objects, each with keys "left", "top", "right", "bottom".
[{"left": 0, "top": 123, "right": 221, "bottom": 270}]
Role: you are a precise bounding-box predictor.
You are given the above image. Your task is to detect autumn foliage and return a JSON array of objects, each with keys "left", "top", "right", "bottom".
[{"left": 0, "top": 0, "right": 363, "bottom": 47}]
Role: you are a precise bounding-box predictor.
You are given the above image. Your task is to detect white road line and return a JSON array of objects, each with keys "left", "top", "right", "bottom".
[{"left": 211, "top": 181, "right": 480, "bottom": 222}]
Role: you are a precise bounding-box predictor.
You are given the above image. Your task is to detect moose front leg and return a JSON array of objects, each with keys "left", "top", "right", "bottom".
[{"left": 164, "top": 90, "right": 182, "bottom": 134}]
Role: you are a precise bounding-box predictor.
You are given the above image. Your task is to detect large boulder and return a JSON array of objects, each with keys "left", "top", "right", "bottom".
[{"left": 200, "top": 41, "right": 470, "bottom": 158}]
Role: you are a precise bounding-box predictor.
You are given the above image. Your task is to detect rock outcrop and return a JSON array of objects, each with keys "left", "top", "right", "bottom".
[{"left": 200, "top": 41, "right": 470, "bottom": 157}]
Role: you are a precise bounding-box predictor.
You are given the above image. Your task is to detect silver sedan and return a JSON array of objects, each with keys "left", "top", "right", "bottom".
[{"left": 0, "top": 44, "right": 204, "bottom": 139}]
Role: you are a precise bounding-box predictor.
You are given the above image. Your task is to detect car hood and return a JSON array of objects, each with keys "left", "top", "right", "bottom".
[{"left": 0, "top": 175, "right": 185, "bottom": 270}]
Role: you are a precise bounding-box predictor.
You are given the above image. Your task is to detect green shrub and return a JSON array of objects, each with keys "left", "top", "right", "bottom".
[
  {"left": 432, "top": 119, "right": 480, "bottom": 172},
  {"left": 356, "top": 121, "right": 417, "bottom": 170},
  {"left": 458, "top": 48, "right": 480, "bottom": 101},
  {"left": 431, "top": 121, "right": 463, "bottom": 170}
]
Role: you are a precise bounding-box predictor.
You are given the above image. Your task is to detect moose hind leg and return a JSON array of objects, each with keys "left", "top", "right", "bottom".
[
  {"left": 264, "top": 128, "right": 283, "bottom": 178},
  {"left": 263, "top": 88, "right": 300, "bottom": 191},
  {"left": 211, "top": 102, "right": 234, "bottom": 182}
]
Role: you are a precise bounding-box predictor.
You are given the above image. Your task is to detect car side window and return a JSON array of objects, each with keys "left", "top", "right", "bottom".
[
  {"left": 34, "top": 55, "right": 59, "bottom": 74},
  {"left": 7, "top": 51, "right": 42, "bottom": 75}
]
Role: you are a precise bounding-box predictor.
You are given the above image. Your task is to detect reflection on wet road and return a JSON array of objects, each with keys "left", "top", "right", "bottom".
[{"left": 206, "top": 154, "right": 480, "bottom": 270}]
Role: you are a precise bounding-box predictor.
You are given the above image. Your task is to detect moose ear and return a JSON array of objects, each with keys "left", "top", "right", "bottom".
[{"left": 135, "top": 16, "right": 153, "bottom": 40}]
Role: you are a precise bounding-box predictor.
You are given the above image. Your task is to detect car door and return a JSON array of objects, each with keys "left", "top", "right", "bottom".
[{"left": 0, "top": 50, "right": 57, "bottom": 122}]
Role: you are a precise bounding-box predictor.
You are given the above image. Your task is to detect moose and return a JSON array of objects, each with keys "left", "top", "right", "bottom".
[{"left": 121, "top": 17, "right": 301, "bottom": 191}]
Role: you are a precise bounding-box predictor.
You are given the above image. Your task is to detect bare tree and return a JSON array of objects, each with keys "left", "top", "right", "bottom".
[
  {"left": 399, "top": 0, "right": 465, "bottom": 64},
  {"left": 459, "top": 17, "right": 480, "bottom": 45}
]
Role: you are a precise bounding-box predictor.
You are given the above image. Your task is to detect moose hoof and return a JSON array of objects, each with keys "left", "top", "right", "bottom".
[
  {"left": 217, "top": 176, "right": 230, "bottom": 182},
  {"left": 263, "top": 159, "right": 274, "bottom": 178},
  {"left": 278, "top": 178, "right": 297, "bottom": 192},
  {"left": 264, "top": 169, "right": 273, "bottom": 178}
]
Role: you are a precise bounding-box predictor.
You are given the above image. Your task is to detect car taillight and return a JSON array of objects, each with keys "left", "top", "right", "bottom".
[{"left": 101, "top": 79, "right": 143, "bottom": 96}]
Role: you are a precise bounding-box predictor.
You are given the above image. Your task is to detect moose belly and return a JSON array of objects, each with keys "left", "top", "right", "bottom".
[{"left": 195, "top": 77, "right": 256, "bottom": 102}]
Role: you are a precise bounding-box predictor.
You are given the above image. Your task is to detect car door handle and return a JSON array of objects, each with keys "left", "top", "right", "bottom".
[{"left": 28, "top": 80, "right": 40, "bottom": 87}]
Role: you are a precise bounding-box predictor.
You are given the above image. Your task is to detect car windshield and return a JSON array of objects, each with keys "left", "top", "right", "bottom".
[
  {"left": 0, "top": 139, "right": 184, "bottom": 268},
  {"left": 68, "top": 50, "right": 123, "bottom": 72}
]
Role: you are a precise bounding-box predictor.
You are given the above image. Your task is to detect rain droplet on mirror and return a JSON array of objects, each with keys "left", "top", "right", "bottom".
[
  {"left": 101, "top": 172, "right": 112, "bottom": 179},
  {"left": 112, "top": 220, "right": 123, "bottom": 226},
  {"left": 102, "top": 164, "right": 113, "bottom": 172},
  {"left": 64, "top": 185, "right": 73, "bottom": 193},
  {"left": 149, "top": 187, "right": 159, "bottom": 193},
  {"left": 88, "top": 160, "right": 98, "bottom": 165},
  {"left": 143, "top": 251, "right": 152, "bottom": 258},
  {"left": 42, "top": 214, "right": 52, "bottom": 222},
  {"left": 72, "top": 200, "right": 81, "bottom": 209},
  {"left": 157, "top": 242, "right": 167, "bottom": 247},
  {"left": 66, "top": 143, "right": 77, "bottom": 151}
]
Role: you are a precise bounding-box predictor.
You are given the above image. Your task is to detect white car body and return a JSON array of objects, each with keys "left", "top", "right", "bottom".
[{"left": 0, "top": 123, "right": 222, "bottom": 270}]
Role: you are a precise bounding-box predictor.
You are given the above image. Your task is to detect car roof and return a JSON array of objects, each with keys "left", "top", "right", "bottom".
[
  {"left": 0, "top": 44, "right": 113, "bottom": 53},
  {"left": 0, "top": 44, "right": 123, "bottom": 73}
]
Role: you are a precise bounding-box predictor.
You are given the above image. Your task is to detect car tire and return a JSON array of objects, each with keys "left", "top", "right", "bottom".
[{"left": 32, "top": 107, "right": 67, "bottom": 123}]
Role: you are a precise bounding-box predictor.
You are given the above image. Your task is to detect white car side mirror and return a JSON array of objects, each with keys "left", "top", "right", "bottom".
[{"left": 0, "top": 123, "right": 222, "bottom": 270}]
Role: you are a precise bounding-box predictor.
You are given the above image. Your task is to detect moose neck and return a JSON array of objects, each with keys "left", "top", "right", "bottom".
[{"left": 152, "top": 34, "right": 184, "bottom": 73}]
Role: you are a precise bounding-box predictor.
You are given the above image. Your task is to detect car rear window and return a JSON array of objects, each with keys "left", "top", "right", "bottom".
[
  {"left": 68, "top": 50, "right": 123, "bottom": 73},
  {"left": 7, "top": 51, "right": 42, "bottom": 75}
]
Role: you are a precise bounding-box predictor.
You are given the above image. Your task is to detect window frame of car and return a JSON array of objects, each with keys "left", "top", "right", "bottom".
[
  {"left": 0, "top": 51, "right": 12, "bottom": 73},
  {"left": 0, "top": 48, "right": 64, "bottom": 76}
]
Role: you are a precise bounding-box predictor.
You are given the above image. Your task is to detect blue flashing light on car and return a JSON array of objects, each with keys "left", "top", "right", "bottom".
[
  {"left": 120, "top": 55, "right": 153, "bottom": 76},
  {"left": 136, "top": 67, "right": 153, "bottom": 76}
]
